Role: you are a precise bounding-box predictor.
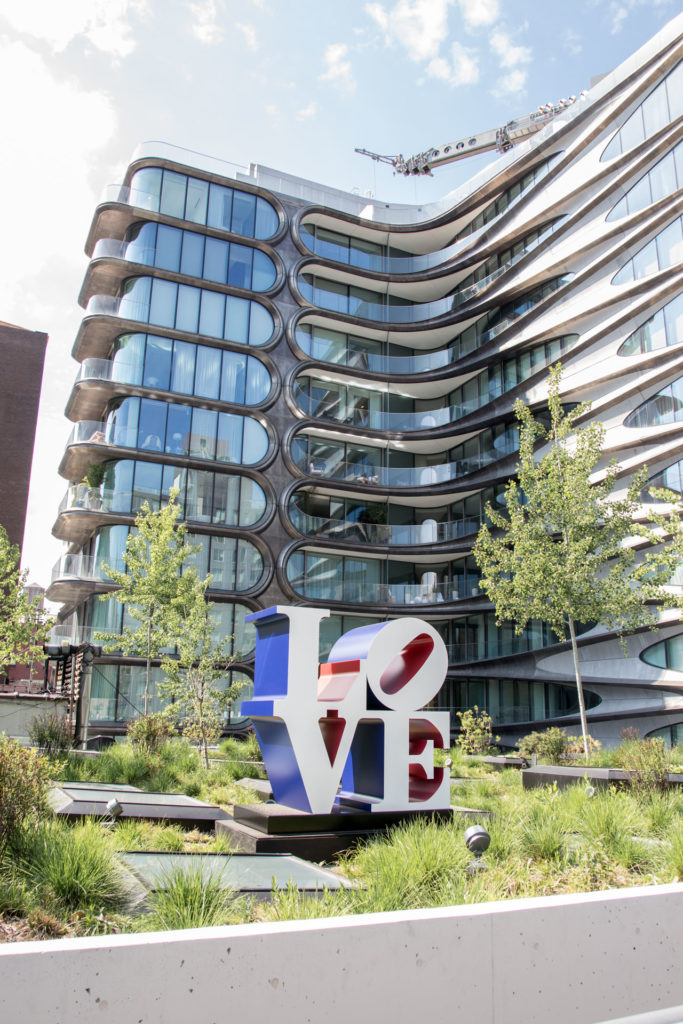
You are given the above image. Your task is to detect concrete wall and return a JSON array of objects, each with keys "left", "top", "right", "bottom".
[
  {"left": 0, "top": 695, "right": 68, "bottom": 743},
  {"left": 2, "top": 882, "right": 683, "bottom": 1024}
]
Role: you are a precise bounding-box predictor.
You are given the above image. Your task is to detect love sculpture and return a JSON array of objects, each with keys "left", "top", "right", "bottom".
[{"left": 241, "top": 606, "right": 451, "bottom": 815}]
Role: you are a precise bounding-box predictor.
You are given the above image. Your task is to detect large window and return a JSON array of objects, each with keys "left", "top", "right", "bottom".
[
  {"left": 117, "top": 277, "right": 274, "bottom": 346},
  {"left": 285, "top": 549, "right": 480, "bottom": 604},
  {"left": 612, "top": 215, "right": 683, "bottom": 286},
  {"left": 104, "top": 396, "right": 270, "bottom": 465},
  {"left": 89, "top": 664, "right": 253, "bottom": 724},
  {"left": 97, "top": 459, "right": 267, "bottom": 526},
  {"left": 124, "top": 222, "right": 276, "bottom": 291},
  {"left": 89, "top": 524, "right": 264, "bottom": 593},
  {"left": 618, "top": 294, "right": 683, "bottom": 356},
  {"left": 86, "top": 594, "right": 256, "bottom": 661},
  {"left": 601, "top": 61, "right": 683, "bottom": 162},
  {"left": 128, "top": 167, "right": 279, "bottom": 239},
  {"left": 608, "top": 142, "right": 683, "bottom": 221},
  {"left": 624, "top": 376, "right": 683, "bottom": 428},
  {"left": 436, "top": 677, "right": 600, "bottom": 726},
  {"left": 640, "top": 633, "right": 683, "bottom": 670},
  {"left": 647, "top": 459, "right": 683, "bottom": 497},
  {"left": 112, "top": 333, "right": 272, "bottom": 404}
]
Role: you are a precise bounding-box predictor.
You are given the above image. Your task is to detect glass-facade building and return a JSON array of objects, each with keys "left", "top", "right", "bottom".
[{"left": 49, "top": 18, "right": 683, "bottom": 745}]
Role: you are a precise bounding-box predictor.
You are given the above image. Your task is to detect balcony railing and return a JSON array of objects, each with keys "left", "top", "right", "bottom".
[
  {"left": 50, "top": 554, "right": 124, "bottom": 586},
  {"left": 288, "top": 578, "right": 481, "bottom": 605},
  {"left": 292, "top": 383, "right": 504, "bottom": 432},
  {"left": 296, "top": 445, "right": 517, "bottom": 488},
  {"left": 288, "top": 506, "right": 481, "bottom": 545},
  {"left": 299, "top": 234, "right": 555, "bottom": 325}
]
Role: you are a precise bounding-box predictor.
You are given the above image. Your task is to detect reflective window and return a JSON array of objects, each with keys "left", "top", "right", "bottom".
[
  {"left": 608, "top": 142, "right": 683, "bottom": 221},
  {"left": 112, "top": 333, "right": 272, "bottom": 404},
  {"left": 645, "top": 722, "right": 683, "bottom": 747},
  {"left": 647, "top": 459, "right": 683, "bottom": 497},
  {"left": 448, "top": 612, "right": 595, "bottom": 663},
  {"left": 98, "top": 459, "right": 267, "bottom": 526},
  {"left": 128, "top": 167, "right": 279, "bottom": 239},
  {"left": 285, "top": 549, "right": 480, "bottom": 604},
  {"left": 624, "top": 375, "right": 683, "bottom": 427},
  {"left": 88, "top": 523, "right": 264, "bottom": 594},
  {"left": 641, "top": 633, "right": 683, "bottom": 671},
  {"left": 612, "top": 215, "right": 683, "bottom": 286},
  {"left": 124, "top": 222, "right": 276, "bottom": 291},
  {"left": 300, "top": 224, "right": 410, "bottom": 270},
  {"left": 454, "top": 158, "right": 559, "bottom": 240},
  {"left": 104, "top": 397, "right": 270, "bottom": 465},
  {"left": 435, "top": 677, "right": 600, "bottom": 726},
  {"left": 118, "top": 277, "right": 274, "bottom": 346},
  {"left": 618, "top": 293, "right": 683, "bottom": 355},
  {"left": 602, "top": 61, "right": 683, "bottom": 161}
]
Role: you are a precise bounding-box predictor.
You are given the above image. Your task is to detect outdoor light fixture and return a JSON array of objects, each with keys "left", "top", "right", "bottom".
[
  {"left": 106, "top": 797, "right": 123, "bottom": 822},
  {"left": 464, "top": 824, "right": 490, "bottom": 874}
]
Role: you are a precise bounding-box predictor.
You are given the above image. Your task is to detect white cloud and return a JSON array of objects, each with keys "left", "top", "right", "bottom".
[
  {"left": 365, "top": 0, "right": 453, "bottom": 62},
  {"left": 606, "top": 0, "right": 672, "bottom": 33},
  {"left": 564, "top": 28, "right": 582, "bottom": 56},
  {"left": 236, "top": 22, "right": 258, "bottom": 50},
  {"left": 1, "top": 0, "right": 148, "bottom": 58},
  {"left": 457, "top": 0, "right": 500, "bottom": 29},
  {"left": 491, "top": 67, "right": 527, "bottom": 96},
  {"left": 188, "top": 0, "right": 223, "bottom": 45},
  {"left": 265, "top": 103, "right": 281, "bottom": 116},
  {"left": 426, "top": 40, "right": 479, "bottom": 86},
  {"left": 297, "top": 101, "right": 320, "bottom": 120},
  {"left": 319, "top": 42, "right": 356, "bottom": 92},
  {"left": 489, "top": 30, "right": 531, "bottom": 68},
  {"left": 0, "top": 39, "right": 118, "bottom": 584}
]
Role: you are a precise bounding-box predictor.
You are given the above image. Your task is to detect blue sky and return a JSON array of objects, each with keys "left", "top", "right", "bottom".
[{"left": 0, "top": 0, "right": 678, "bottom": 589}]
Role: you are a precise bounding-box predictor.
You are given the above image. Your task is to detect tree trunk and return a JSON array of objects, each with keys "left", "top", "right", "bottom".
[
  {"left": 568, "top": 615, "right": 590, "bottom": 765},
  {"left": 144, "top": 620, "right": 151, "bottom": 717}
]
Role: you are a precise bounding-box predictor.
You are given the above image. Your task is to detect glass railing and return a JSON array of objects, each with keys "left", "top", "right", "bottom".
[
  {"left": 288, "top": 578, "right": 481, "bottom": 605},
  {"left": 84, "top": 294, "right": 151, "bottom": 322},
  {"left": 48, "top": 624, "right": 120, "bottom": 646},
  {"left": 66, "top": 420, "right": 110, "bottom": 446},
  {"left": 295, "top": 332, "right": 454, "bottom": 374},
  {"left": 296, "top": 445, "right": 517, "bottom": 487},
  {"left": 288, "top": 506, "right": 481, "bottom": 544},
  {"left": 300, "top": 230, "right": 479, "bottom": 275},
  {"left": 91, "top": 237, "right": 156, "bottom": 264},
  {"left": 51, "top": 554, "right": 125, "bottom": 586},
  {"left": 292, "top": 382, "right": 504, "bottom": 431},
  {"left": 99, "top": 182, "right": 165, "bottom": 212},
  {"left": 299, "top": 234, "right": 554, "bottom": 325},
  {"left": 75, "top": 358, "right": 142, "bottom": 386}
]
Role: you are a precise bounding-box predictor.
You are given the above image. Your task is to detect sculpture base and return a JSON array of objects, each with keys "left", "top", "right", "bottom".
[{"left": 216, "top": 803, "right": 457, "bottom": 860}]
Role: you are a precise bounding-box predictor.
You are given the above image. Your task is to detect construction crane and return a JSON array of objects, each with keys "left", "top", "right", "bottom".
[{"left": 355, "top": 95, "right": 584, "bottom": 176}]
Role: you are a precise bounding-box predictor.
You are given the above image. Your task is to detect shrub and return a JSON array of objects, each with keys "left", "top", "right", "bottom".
[
  {"left": 0, "top": 738, "right": 52, "bottom": 856},
  {"left": 144, "top": 866, "right": 233, "bottom": 931},
  {"left": 21, "top": 822, "right": 130, "bottom": 914},
  {"left": 518, "top": 728, "right": 569, "bottom": 764},
  {"left": 127, "top": 713, "right": 177, "bottom": 753},
  {"left": 456, "top": 706, "right": 496, "bottom": 755},
  {"left": 615, "top": 737, "right": 670, "bottom": 792},
  {"left": 28, "top": 710, "right": 73, "bottom": 754}
]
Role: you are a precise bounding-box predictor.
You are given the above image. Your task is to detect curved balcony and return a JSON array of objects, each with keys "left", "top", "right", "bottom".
[
  {"left": 99, "top": 182, "right": 161, "bottom": 212},
  {"left": 295, "top": 328, "right": 452, "bottom": 374},
  {"left": 287, "top": 577, "right": 481, "bottom": 607},
  {"left": 288, "top": 506, "right": 481, "bottom": 546},
  {"left": 298, "top": 231, "right": 560, "bottom": 326},
  {"left": 300, "top": 226, "right": 477, "bottom": 275},
  {"left": 292, "top": 379, "right": 502, "bottom": 432},
  {"left": 294, "top": 446, "right": 517, "bottom": 489}
]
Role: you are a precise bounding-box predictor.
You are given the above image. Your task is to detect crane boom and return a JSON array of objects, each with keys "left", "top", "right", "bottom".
[{"left": 356, "top": 95, "right": 581, "bottom": 176}]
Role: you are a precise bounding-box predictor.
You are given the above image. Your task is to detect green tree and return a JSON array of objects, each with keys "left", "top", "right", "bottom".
[
  {"left": 97, "top": 491, "right": 199, "bottom": 715},
  {"left": 159, "top": 573, "right": 240, "bottom": 768},
  {"left": 473, "top": 365, "right": 683, "bottom": 762},
  {"left": 0, "top": 525, "right": 52, "bottom": 677}
]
